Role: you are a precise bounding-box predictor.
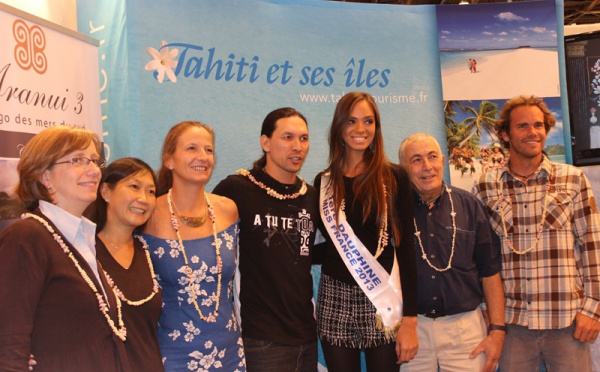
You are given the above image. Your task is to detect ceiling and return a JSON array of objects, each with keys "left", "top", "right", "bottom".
[{"left": 332, "top": 0, "right": 600, "bottom": 26}]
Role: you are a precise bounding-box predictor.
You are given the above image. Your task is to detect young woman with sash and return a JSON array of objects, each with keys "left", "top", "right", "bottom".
[{"left": 314, "top": 92, "right": 418, "bottom": 371}]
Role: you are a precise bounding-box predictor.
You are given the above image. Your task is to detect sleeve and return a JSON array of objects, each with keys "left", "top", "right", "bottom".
[
  {"left": 393, "top": 167, "right": 418, "bottom": 317},
  {"left": 0, "top": 225, "right": 45, "bottom": 371},
  {"left": 471, "top": 193, "right": 502, "bottom": 278},
  {"left": 212, "top": 176, "right": 235, "bottom": 200},
  {"left": 312, "top": 173, "right": 326, "bottom": 265},
  {"left": 573, "top": 171, "right": 600, "bottom": 320}
]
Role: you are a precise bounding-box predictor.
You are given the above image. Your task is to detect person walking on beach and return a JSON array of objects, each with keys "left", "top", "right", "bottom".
[{"left": 468, "top": 58, "right": 473, "bottom": 73}]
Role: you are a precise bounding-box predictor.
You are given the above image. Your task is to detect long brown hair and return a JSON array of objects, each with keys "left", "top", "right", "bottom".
[{"left": 325, "top": 92, "right": 400, "bottom": 245}]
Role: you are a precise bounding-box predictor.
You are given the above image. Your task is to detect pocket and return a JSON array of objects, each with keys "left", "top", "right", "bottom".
[
  {"left": 450, "top": 227, "right": 477, "bottom": 272},
  {"left": 544, "top": 193, "right": 572, "bottom": 230},
  {"left": 484, "top": 197, "right": 511, "bottom": 236},
  {"left": 243, "top": 338, "right": 273, "bottom": 352}
]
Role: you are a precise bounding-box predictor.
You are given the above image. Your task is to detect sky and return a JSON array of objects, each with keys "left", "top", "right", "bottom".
[{"left": 437, "top": 0, "right": 558, "bottom": 51}]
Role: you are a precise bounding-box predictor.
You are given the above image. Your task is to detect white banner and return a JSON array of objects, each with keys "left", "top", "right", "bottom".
[{"left": 0, "top": 3, "right": 102, "bottom": 161}]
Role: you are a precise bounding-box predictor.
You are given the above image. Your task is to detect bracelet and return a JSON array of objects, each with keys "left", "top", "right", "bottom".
[{"left": 488, "top": 324, "right": 507, "bottom": 334}]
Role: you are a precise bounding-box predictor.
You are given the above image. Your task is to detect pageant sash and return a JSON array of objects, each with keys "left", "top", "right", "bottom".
[{"left": 319, "top": 173, "right": 403, "bottom": 335}]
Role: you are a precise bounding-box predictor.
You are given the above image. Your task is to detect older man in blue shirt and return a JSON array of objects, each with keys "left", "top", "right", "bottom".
[{"left": 399, "top": 133, "right": 505, "bottom": 372}]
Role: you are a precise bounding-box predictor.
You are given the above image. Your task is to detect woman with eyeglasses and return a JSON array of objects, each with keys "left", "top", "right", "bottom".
[
  {"left": 0, "top": 126, "right": 131, "bottom": 371},
  {"left": 85, "top": 157, "right": 164, "bottom": 372}
]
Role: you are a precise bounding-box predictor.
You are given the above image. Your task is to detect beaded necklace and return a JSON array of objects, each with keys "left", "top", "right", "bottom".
[
  {"left": 340, "top": 185, "right": 389, "bottom": 259},
  {"left": 236, "top": 169, "right": 307, "bottom": 200},
  {"left": 23, "top": 213, "right": 127, "bottom": 341},
  {"left": 508, "top": 167, "right": 537, "bottom": 182},
  {"left": 102, "top": 235, "right": 160, "bottom": 306},
  {"left": 167, "top": 189, "right": 222, "bottom": 322},
  {"left": 413, "top": 186, "right": 456, "bottom": 272},
  {"left": 497, "top": 177, "right": 549, "bottom": 255}
]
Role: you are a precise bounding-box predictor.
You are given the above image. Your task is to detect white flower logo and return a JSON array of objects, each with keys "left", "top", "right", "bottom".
[{"left": 145, "top": 40, "right": 179, "bottom": 83}]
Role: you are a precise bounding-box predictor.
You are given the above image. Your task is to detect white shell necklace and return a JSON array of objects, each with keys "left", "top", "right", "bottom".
[
  {"left": 102, "top": 235, "right": 160, "bottom": 306},
  {"left": 167, "top": 189, "right": 222, "bottom": 322},
  {"left": 236, "top": 169, "right": 307, "bottom": 200},
  {"left": 413, "top": 186, "right": 456, "bottom": 272},
  {"left": 23, "top": 213, "right": 127, "bottom": 341},
  {"left": 497, "top": 176, "right": 549, "bottom": 255}
]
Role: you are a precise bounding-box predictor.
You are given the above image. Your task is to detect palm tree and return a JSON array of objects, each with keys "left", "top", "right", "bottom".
[
  {"left": 444, "top": 100, "right": 466, "bottom": 132},
  {"left": 458, "top": 100, "right": 499, "bottom": 149}
]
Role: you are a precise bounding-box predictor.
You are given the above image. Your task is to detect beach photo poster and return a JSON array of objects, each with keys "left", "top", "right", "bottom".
[
  {"left": 436, "top": 0, "right": 563, "bottom": 190},
  {"left": 443, "top": 97, "right": 565, "bottom": 191}
]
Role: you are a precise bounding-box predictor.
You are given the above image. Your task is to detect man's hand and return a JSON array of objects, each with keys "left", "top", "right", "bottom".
[
  {"left": 573, "top": 312, "right": 600, "bottom": 342},
  {"left": 395, "top": 316, "right": 418, "bottom": 364},
  {"left": 469, "top": 331, "right": 505, "bottom": 372}
]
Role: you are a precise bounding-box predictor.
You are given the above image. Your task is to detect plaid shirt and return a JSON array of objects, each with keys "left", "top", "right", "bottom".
[{"left": 473, "top": 156, "right": 600, "bottom": 330}]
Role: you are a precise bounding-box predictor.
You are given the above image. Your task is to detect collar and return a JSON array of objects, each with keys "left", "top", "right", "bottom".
[
  {"left": 413, "top": 182, "right": 447, "bottom": 208},
  {"left": 39, "top": 200, "right": 97, "bottom": 248},
  {"left": 499, "top": 155, "right": 550, "bottom": 181}
]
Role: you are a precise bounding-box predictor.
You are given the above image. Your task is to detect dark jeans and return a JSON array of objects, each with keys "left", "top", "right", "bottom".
[{"left": 243, "top": 337, "right": 318, "bottom": 372}]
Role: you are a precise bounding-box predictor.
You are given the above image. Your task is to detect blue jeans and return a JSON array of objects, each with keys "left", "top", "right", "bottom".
[
  {"left": 243, "top": 338, "right": 318, "bottom": 372},
  {"left": 500, "top": 323, "right": 592, "bottom": 372}
]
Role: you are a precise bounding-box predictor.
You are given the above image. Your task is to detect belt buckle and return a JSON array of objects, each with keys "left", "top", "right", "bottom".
[{"left": 423, "top": 310, "right": 446, "bottom": 319}]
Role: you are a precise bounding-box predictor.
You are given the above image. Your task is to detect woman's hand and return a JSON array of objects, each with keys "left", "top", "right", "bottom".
[{"left": 395, "top": 316, "right": 418, "bottom": 364}]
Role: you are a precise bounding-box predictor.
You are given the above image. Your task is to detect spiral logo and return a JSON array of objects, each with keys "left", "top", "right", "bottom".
[{"left": 13, "top": 20, "right": 47, "bottom": 74}]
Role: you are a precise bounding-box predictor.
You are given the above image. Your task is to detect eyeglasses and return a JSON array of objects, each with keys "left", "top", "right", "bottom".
[{"left": 53, "top": 156, "right": 107, "bottom": 168}]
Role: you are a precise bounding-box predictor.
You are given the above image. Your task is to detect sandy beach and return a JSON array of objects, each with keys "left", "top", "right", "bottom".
[
  {"left": 442, "top": 48, "right": 560, "bottom": 101},
  {"left": 448, "top": 159, "right": 483, "bottom": 192}
]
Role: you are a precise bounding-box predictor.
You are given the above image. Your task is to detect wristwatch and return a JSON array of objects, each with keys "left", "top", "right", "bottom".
[{"left": 488, "top": 324, "right": 507, "bottom": 334}]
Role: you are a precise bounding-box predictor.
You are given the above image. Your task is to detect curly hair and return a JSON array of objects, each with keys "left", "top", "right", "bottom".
[{"left": 495, "top": 95, "right": 556, "bottom": 149}]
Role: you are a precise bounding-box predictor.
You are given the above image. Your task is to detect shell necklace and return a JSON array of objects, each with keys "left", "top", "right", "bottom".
[
  {"left": 413, "top": 186, "right": 456, "bottom": 272},
  {"left": 341, "top": 185, "right": 389, "bottom": 259},
  {"left": 102, "top": 235, "right": 160, "bottom": 306},
  {"left": 167, "top": 189, "right": 222, "bottom": 322},
  {"left": 23, "top": 213, "right": 127, "bottom": 341},
  {"left": 236, "top": 168, "right": 307, "bottom": 200},
  {"left": 498, "top": 177, "right": 549, "bottom": 255}
]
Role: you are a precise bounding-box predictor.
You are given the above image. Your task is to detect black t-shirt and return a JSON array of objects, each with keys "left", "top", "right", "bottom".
[
  {"left": 213, "top": 168, "right": 319, "bottom": 345},
  {"left": 313, "top": 165, "right": 418, "bottom": 317}
]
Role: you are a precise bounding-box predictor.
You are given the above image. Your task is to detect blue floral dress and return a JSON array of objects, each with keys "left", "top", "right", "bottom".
[{"left": 142, "top": 222, "right": 245, "bottom": 372}]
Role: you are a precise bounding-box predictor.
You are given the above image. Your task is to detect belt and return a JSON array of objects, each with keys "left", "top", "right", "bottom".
[{"left": 421, "top": 310, "right": 446, "bottom": 319}]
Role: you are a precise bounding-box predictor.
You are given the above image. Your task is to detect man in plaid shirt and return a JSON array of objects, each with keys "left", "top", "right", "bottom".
[{"left": 473, "top": 95, "right": 600, "bottom": 371}]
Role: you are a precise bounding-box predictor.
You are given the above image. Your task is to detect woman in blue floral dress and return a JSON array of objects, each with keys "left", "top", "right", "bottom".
[{"left": 143, "top": 121, "right": 245, "bottom": 371}]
